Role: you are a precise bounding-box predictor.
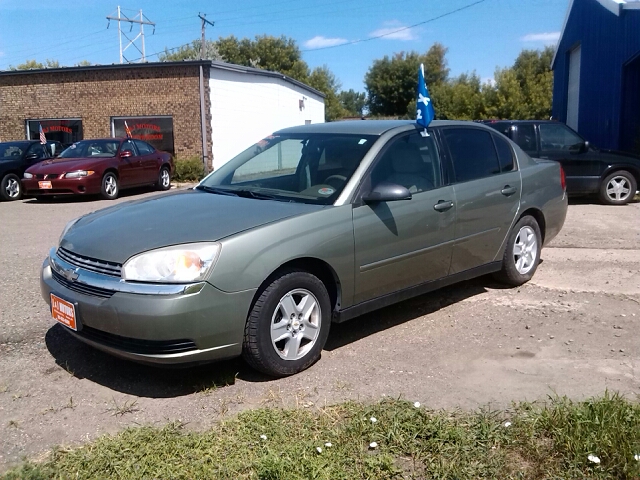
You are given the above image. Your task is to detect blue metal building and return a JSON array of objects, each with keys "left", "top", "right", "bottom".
[{"left": 552, "top": 0, "right": 640, "bottom": 152}]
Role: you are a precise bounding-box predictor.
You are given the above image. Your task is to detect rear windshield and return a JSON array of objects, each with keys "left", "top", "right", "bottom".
[{"left": 59, "top": 140, "right": 120, "bottom": 158}]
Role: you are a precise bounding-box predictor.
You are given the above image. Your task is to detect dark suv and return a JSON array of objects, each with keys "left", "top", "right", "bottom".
[
  {"left": 0, "top": 140, "right": 62, "bottom": 201},
  {"left": 483, "top": 120, "right": 640, "bottom": 205}
]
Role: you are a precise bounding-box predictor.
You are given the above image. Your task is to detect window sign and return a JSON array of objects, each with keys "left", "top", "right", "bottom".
[
  {"left": 26, "top": 119, "right": 83, "bottom": 147},
  {"left": 112, "top": 116, "right": 175, "bottom": 155}
]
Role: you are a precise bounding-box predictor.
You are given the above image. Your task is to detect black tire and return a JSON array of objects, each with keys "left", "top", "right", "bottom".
[
  {"left": 599, "top": 170, "right": 637, "bottom": 205},
  {"left": 0, "top": 173, "right": 23, "bottom": 201},
  {"left": 242, "top": 270, "right": 331, "bottom": 377},
  {"left": 494, "top": 215, "right": 542, "bottom": 287},
  {"left": 101, "top": 172, "right": 119, "bottom": 200},
  {"left": 157, "top": 166, "right": 171, "bottom": 191}
]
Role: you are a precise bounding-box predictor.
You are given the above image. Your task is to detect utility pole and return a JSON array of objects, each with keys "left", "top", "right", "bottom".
[
  {"left": 198, "top": 13, "right": 215, "bottom": 59},
  {"left": 107, "top": 6, "right": 155, "bottom": 63}
]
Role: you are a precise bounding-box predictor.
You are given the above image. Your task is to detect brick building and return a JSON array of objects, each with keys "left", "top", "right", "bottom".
[{"left": 0, "top": 60, "right": 325, "bottom": 170}]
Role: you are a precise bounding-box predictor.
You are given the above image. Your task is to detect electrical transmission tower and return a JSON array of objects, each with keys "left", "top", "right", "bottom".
[{"left": 106, "top": 6, "right": 155, "bottom": 63}]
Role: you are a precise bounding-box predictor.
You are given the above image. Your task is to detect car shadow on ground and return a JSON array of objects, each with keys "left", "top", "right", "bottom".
[{"left": 44, "top": 276, "right": 499, "bottom": 399}]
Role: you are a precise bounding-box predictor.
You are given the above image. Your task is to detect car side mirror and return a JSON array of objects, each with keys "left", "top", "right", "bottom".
[
  {"left": 570, "top": 141, "right": 589, "bottom": 154},
  {"left": 120, "top": 150, "right": 133, "bottom": 158},
  {"left": 362, "top": 182, "right": 412, "bottom": 204},
  {"left": 25, "top": 153, "right": 39, "bottom": 161}
]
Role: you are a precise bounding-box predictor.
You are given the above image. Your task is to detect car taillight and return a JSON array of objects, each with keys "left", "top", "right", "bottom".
[{"left": 560, "top": 166, "right": 566, "bottom": 191}]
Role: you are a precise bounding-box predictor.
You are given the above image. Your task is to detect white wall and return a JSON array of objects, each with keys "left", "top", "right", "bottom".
[{"left": 209, "top": 68, "right": 325, "bottom": 170}]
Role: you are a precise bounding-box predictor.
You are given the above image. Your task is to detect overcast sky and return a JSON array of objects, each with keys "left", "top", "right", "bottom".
[{"left": 0, "top": 0, "right": 568, "bottom": 91}]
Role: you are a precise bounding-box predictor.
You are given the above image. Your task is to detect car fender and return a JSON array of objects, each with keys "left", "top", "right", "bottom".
[{"left": 208, "top": 204, "right": 356, "bottom": 308}]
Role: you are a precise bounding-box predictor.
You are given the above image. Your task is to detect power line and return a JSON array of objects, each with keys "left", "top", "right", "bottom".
[{"left": 302, "top": 0, "right": 487, "bottom": 52}]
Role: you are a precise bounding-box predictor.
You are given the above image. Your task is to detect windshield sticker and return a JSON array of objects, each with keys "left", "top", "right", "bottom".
[
  {"left": 318, "top": 187, "right": 335, "bottom": 196},
  {"left": 70, "top": 144, "right": 77, "bottom": 149},
  {"left": 358, "top": 139, "right": 367, "bottom": 145}
]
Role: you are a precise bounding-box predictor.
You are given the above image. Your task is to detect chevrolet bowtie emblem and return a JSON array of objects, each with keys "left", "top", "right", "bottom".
[{"left": 62, "top": 267, "right": 80, "bottom": 282}]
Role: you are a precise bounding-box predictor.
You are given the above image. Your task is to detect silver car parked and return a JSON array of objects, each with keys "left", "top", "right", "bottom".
[{"left": 41, "top": 121, "right": 568, "bottom": 376}]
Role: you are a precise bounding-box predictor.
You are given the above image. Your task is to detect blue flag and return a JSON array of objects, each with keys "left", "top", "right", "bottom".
[{"left": 416, "top": 64, "right": 435, "bottom": 130}]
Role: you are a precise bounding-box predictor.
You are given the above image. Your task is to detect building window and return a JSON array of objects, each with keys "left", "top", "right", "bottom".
[
  {"left": 26, "top": 119, "right": 83, "bottom": 147},
  {"left": 111, "top": 116, "right": 175, "bottom": 155}
]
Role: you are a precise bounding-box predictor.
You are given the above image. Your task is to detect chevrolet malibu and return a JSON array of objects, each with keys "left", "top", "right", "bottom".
[
  {"left": 41, "top": 121, "right": 567, "bottom": 377},
  {"left": 23, "top": 138, "right": 174, "bottom": 200}
]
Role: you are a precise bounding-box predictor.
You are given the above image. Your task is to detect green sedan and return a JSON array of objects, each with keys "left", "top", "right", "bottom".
[{"left": 41, "top": 120, "right": 568, "bottom": 377}]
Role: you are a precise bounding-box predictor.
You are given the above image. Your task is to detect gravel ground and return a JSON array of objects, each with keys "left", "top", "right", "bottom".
[{"left": 0, "top": 188, "right": 638, "bottom": 470}]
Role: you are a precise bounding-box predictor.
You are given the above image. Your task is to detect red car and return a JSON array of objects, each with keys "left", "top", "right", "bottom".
[{"left": 22, "top": 138, "right": 174, "bottom": 200}]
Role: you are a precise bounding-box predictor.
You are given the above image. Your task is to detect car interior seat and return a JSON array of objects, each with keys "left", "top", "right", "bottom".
[{"left": 385, "top": 142, "right": 433, "bottom": 193}]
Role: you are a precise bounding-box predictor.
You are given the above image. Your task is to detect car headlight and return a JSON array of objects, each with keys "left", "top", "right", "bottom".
[
  {"left": 59, "top": 217, "right": 81, "bottom": 244},
  {"left": 24, "top": 172, "right": 34, "bottom": 179},
  {"left": 64, "top": 170, "right": 95, "bottom": 178},
  {"left": 122, "top": 243, "right": 221, "bottom": 283}
]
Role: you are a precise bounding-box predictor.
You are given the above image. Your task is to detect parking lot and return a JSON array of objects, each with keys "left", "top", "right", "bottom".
[{"left": 0, "top": 189, "right": 638, "bottom": 469}]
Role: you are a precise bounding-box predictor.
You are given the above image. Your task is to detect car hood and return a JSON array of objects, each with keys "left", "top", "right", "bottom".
[
  {"left": 60, "top": 189, "right": 324, "bottom": 264},
  {"left": 26, "top": 156, "right": 109, "bottom": 173}
]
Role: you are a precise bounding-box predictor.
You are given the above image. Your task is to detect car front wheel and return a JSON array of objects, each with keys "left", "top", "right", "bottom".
[
  {"left": 599, "top": 170, "right": 637, "bottom": 205},
  {"left": 101, "top": 172, "right": 119, "bottom": 200},
  {"left": 242, "top": 270, "right": 331, "bottom": 377},
  {"left": 1, "top": 174, "right": 23, "bottom": 201},
  {"left": 494, "top": 215, "right": 542, "bottom": 287}
]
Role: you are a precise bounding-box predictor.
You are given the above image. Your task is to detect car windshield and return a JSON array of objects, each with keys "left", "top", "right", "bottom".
[
  {"left": 0, "top": 142, "right": 28, "bottom": 159},
  {"left": 58, "top": 140, "right": 120, "bottom": 158},
  {"left": 200, "top": 133, "right": 378, "bottom": 204}
]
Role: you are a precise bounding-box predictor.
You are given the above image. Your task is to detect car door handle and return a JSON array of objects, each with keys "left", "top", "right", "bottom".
[
  {"left": 433, "top": 200, "right": 454, "bottom": 212},
  {"left": 501, "top": 186, "right": 517, "bottom": 196}
]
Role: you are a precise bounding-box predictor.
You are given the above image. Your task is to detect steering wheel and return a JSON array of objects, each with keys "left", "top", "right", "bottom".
[{"left": 323, "top": 175, "right": 347, "bottom": 189}]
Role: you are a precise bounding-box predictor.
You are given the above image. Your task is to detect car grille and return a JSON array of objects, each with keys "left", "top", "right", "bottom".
[
  {"left": 76, "top": 326, "right": 198, "bottom": 355},
  {"left": 57, "top": 248, "right": 122, "bottom": 277},
  {"left": 52, "top": 269, "right": 115, "bottom": 299}
]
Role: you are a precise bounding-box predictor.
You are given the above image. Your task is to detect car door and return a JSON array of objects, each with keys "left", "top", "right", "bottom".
[
  {"left": 538, "top": 123, "right": 600, "bottom": 193},
  {"left": 118, "top": 139, "right": 143, "bottom": 186},
  {"left": 352, "top": 130, "right": 455, "bottom": 305},
  {"left": 134, "top": 139, "right": 161, "bottom": 183},
  {"left": 441, "top": 127, "right": 521, "bottom": 274}
]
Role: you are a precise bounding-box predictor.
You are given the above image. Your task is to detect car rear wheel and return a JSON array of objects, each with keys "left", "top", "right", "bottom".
[
  {"left": 494, "top": 215, "right": 542, "bottom": 287},
  {"left": 599, "top": 170, "right": 637, "bottom": 205},
  {"left": 101, "top": 172, "right": 119, "bottom": 200},
  {"left": 242, "top": 270, "right": 331, "bottom": 377},
  {"left": 1, "top": 174, "right": 23, "bottom": 201},
  {"left": 157, "top": 166, "right": 171, "bottom": 191}
]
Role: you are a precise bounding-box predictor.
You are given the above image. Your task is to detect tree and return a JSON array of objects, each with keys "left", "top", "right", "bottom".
[
  {"left": 75, "top": 60, "right": 92, "bottom": 67},
  {"left": 307, "top": 66, "right": 346, "bottom": 121},
  {"left": 365, "top": 43, "right": 449, "bottom": 117},
  {"left": 215, "top": 35, "right": 309, "bottom": 80},
  {"left": 158, "top": 40, "right": 222, "bottom": 62},
  {"left": 9, "top": 59, "right": 60, "bottom": 70},
  {"left": 339, "top": 89, "right": 367, "bottom": 117},
  {"left": 484, "top": 46, "right": 554, "bottom": 119}
]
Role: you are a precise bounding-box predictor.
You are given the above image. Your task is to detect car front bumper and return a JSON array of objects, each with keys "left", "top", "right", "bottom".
[
  {"left": 41, "top": 248, "right": 255, "bottom": 365},
  {"left": 23, "top": 176, "right": 102, "bottom": 196}
]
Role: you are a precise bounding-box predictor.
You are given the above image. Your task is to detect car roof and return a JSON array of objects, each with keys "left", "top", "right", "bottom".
[
  {"left": 0, "top": 140, "right": 37, "bottom": 145},
  {"left": 276, "top": 119, "right": 496, "bottom": 136},
  {"left": 481, "top": 119, "right": 559, "bottom": 124}
]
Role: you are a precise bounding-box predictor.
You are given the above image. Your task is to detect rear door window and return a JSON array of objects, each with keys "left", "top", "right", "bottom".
[
  {"left": 493, "top": 134, "right": 515, "bottom": 172},
  {"left": 514, "top": 124, "right": 537, "bottom": 154},
  {"left": 133, "top": 140, "right": 155, "bottom": 155},
  {"left": 443, "top": 128, "right": 501, "bottom": 183}
]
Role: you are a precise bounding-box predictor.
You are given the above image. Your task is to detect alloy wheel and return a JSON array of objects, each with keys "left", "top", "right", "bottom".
[
  {"left": 161, "top": 169, "right": 170, "bottom": 188},
  {"left": 105, "top": 176, "right": 117, "bottom": 197},
  {"left": 606, "top": 176, "right": 632, "bottom": 202},
  {"left": 513, "top": 226, "right": 537, "bottom": 275},
  {"left": 5, "top": 178, "right": 20, "bottom": 198},
  {"left": 270, "top": 288, "right": 321, "bottom": 361}
]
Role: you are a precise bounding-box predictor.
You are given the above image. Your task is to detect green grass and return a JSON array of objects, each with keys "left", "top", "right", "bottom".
[{"left": 3, "top": 392, "right": 639, "bottom": 479}]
